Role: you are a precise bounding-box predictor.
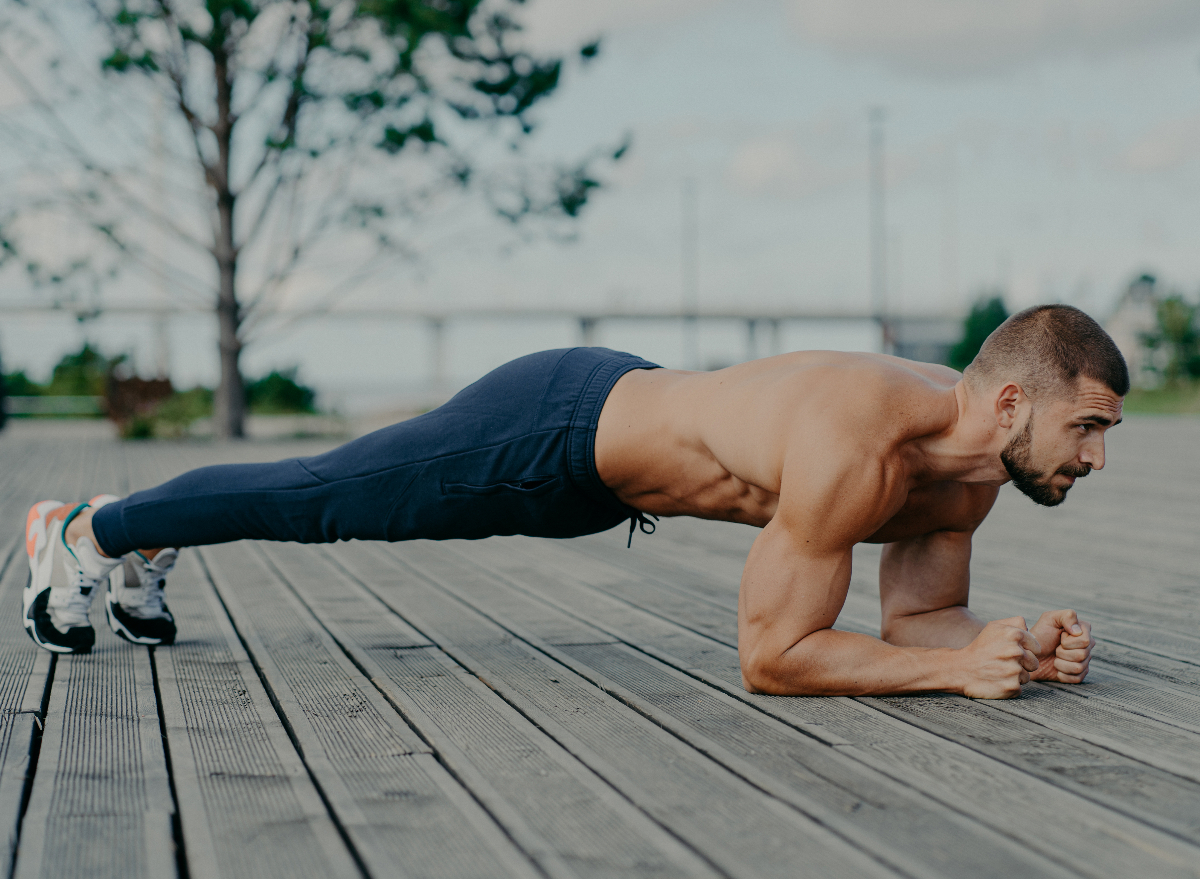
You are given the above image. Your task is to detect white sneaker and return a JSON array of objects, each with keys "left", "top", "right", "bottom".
[
  {"left": 106, "top": 548, "right": 178, "bottom": 646},
  {"left": 24, "top": 500, "right": 121, "bottom": 654},
  {"left": 84, "top": 493, "right": 179, "bottom": 646}
]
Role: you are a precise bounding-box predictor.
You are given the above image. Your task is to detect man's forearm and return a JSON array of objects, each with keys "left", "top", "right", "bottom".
[
  {"left": 742, "top": 628, "right": 963, "bottom": 696},
  {"left": 881, "top": 605, "right": 985, "bottom": 649}
]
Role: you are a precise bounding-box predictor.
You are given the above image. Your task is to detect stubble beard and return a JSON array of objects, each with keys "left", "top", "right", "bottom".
[{"left": 1000, "top": 414, "right": 1090, "bottom": 507}]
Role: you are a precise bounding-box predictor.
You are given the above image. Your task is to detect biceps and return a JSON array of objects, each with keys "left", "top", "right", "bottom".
[{"left": 879, "top": 530, "right": 972, "bottom": 618}]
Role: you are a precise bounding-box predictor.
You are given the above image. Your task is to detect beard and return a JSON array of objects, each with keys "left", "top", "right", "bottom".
[{"left": 1000, "top": 413, "right": 1091, "bottom": 507}]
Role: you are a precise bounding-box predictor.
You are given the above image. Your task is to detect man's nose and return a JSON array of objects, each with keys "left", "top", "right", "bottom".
[{"left": 1080, "top": 438, "right": 1105, "bottom": 471}]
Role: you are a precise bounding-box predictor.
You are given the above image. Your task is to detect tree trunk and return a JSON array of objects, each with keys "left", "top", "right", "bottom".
[
  {"left": 213, "top": 259, "right": 244, "bottom": 439},
  {"left": 210, "top": 40, "right": 244, "bottom": 439}
]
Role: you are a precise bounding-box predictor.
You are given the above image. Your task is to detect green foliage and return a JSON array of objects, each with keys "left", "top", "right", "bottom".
[
  {"left": 94, "top": 0, "right": 614, "bottom": 219},
  {"left": 44, "top": 343, "right": 124, "bottom": 396},
  {"left": 4, "top": 344, "right": 124, "bottom": 398},
  {"left": 949, "top": 296, "right": 1009, "bottom": 371},
  {"left": 245, "top": 369, "right": 316, "bottom": 415},
  {"left": 2, "top": 371, "right": 43, "bottom": 396},
  {"left": 133, "top": 371, "right": 316, "bottom": 437},
  {"left": 149, "top": 387, "right": 215, "bottom": 438},
  {"left": 1122, "top": 381, "right": 1200, "bottom": 415},
  {"left": 1142, "top": 295, "right": 1200, "bottom": 385}
]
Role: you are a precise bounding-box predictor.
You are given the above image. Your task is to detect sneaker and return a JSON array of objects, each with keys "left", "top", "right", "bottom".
[
  {"left": 24, "top": 500, "right": 121, "bottom": 654},
  {"left": 105, "top": 548, "right": 178, "bottom": 646}
]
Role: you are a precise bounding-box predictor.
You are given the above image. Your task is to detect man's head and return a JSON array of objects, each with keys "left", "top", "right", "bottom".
[{"left": 965, "top": 305, "right": 1128, "bottom": 506}]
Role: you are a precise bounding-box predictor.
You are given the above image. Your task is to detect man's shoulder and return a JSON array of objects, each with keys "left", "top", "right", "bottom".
[
  {"left": 765, "top": 356, "right": 966, "bottom": 541},
  {"left": 768, "top": 353, "right": 960, "bottom": 445}
]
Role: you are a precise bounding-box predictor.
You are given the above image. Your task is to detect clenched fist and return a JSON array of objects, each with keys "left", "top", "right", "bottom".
[
  {"left": 957, "top": 617, "right": 1041, "bottom": 699},
  {"left": 1028, "top": 610, "right": 1094, "bottom": 684}
]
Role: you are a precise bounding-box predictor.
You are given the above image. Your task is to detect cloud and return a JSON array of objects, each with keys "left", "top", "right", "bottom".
[
  {"left": 785, "top": 0, "right": 1200, "bottom": 77},
  {"left": 726, "top": 134, "right": 856, "bottom": 198},
  {"left": 1121, "top": 116, "right": 1200, "bottom": 173}
]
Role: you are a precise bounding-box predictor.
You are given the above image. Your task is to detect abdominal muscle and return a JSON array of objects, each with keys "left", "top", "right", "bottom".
[{"left": 594, "top": 367, "right": 783, "bottom": 526}]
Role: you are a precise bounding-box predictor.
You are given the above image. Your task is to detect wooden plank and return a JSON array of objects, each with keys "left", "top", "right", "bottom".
[
  {"left": 154, "top": 551, "right": 362, "bottom": 879},
  {"left": 261, "top": 541, "right": 722, "bottom": 879},
  {"left": 824, "top": 596, "right": 1200, "bottom": 795},
  {"left": 0, "top": 545, "right": 53, "bottom": 872},
  {"left": 556, "top": 534, "right": 1200, "bottom": 846},
  {"left": 119, "top": 439, "right": 366, "bottom": 879},
  {"left": 12, "top": 432, "right": 177, "bottom": 879},
  {"left": 14, "top": 636, "right": 174, "bottom": 879},
  {"left": 200, "top": 540, "right": 543, "bottom": 879},
  {"left": 329, "top": 541, "right": 978, "bottom": 879},
  {"left": 568, "top": 519, "right": 1200, "bottom": 795},
  {"left": 0, "top": 427, "right": 88, "bottom": 870},
  {"left": 438, "top": 536, "right": 1200, "bottom": 876}
]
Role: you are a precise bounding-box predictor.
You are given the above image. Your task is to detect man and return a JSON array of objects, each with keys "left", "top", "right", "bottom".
[{"left": 25, "top": 304, "right": 1120, "bottom": 700}]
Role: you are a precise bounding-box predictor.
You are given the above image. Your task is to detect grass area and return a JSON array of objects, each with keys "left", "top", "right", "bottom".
[{"left": 1122, "top": 381, "right": 1200, "bottom": 415}]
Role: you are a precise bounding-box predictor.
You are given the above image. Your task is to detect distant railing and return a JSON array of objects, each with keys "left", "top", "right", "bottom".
[{"left": 4, "top": 396, "right": 106, "bottom": 417}]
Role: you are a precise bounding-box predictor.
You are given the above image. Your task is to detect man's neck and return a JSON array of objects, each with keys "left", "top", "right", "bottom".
[{"left": 904, "top": 382, "right": 1009, "bottom": 487}]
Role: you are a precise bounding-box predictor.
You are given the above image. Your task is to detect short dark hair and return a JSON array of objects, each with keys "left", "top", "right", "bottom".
[{"left": 964, "top": 304, "right": 1129, "bottom": 398}]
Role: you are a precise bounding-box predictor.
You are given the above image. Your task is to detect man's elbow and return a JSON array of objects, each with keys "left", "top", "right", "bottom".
[{"left": 740, "top": 648, "right": 813, "bottom": 696}]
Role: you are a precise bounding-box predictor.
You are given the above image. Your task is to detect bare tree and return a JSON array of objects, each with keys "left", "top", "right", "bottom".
[{"left": 0, "top": 0, "right": 623, "bottom": 437}]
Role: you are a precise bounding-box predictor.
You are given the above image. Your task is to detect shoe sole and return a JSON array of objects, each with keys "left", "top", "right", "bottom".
[
  {"left": 104, "top": 594, "right": 170, "bottom": 646},
  {"left": 23, "top": 573, "right": 94, "bottom": 654}
]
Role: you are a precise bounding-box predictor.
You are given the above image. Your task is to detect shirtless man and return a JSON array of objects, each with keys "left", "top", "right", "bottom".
[{"left": 24, "top": 304, "right": 1121, "bottom": 700}]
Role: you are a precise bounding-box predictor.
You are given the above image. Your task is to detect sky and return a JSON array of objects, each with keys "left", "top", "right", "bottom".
[{"left": 1, "top": 0, "right": 1199, "bottom": 408}]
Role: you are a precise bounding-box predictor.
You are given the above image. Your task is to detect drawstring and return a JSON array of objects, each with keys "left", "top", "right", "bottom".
[{"left": 627, "top": 512, "right": 659, "bottom": 548}]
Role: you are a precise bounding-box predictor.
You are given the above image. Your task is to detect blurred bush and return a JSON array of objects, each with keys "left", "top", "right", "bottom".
[
  {"left": 3, "top": 343, "right": 319, "bottom": 437},
  {"left": 245, "top": 369, "right": 316, "bottom": 415},
  {"left": 3, "top": 371, "right": 42, "bottom": 397},
  {"left": 948, "top": 296, "right": 1008, "bottom": 372},
  {"left": 1141, "top": 295, "right": 1200, "bottom": 386},
  {"left": 46, "top": 343, "right": 125, "bottom": 397}
]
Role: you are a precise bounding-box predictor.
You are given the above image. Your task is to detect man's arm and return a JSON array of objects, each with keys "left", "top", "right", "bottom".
[
  {"left": 880, "top": 530, "right": 985, "bottom": 648},
  {"left": 737, "top": 488, "right": 1040, "bottom": 699},
  {"left": 879, "top": 529, "right": 1095, "bottom": 683}
]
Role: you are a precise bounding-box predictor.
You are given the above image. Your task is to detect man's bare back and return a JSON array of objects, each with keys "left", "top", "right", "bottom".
[{"left": 595, "top": 351, "right": 1117, "bottom": 700}]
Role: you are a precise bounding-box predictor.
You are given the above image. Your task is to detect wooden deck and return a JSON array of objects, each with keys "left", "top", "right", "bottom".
[{"left": 0, "top": 417, "right": 1198, "bottom": 878}]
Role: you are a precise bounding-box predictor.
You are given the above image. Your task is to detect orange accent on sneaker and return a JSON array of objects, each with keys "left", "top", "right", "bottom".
[
  {"left": 24, "top": 506, "right": 39, "bottom": 559},
  {"left": 25, "top": 502, "right": 69, "bottom": 559}
]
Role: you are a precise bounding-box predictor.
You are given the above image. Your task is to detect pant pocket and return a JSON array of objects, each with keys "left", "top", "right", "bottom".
[{"left": 442, "top": 476, "right": 561, "bottom": 496}]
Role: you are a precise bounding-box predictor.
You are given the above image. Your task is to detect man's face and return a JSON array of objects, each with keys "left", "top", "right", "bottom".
[{"left": 1000, "top": 377, "right": 1124, "bottom": 507}]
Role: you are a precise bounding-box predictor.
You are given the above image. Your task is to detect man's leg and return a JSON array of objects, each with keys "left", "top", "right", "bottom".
[
  {"left": 24, "top": 411, "right": 448, "bottom": 655},
  {"left": 24, "top": 346, "right": 654, "bottom": 654}
]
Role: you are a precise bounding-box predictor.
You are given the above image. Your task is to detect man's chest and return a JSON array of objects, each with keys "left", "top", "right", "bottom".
[{"left": 861, "top": 481, "right": 998, "bottom": 544}]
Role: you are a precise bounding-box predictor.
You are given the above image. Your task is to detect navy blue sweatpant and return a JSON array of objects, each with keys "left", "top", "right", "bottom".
[{"left": 91, "top": 348, "right": 659, "bottom": 557}]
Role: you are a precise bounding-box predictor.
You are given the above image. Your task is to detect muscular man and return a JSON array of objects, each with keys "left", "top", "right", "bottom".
[{"left": 25, "top": 304, "right": 1121, "bottom": 699}]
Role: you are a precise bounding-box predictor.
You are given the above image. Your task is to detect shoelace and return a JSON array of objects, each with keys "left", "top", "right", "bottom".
[
  {"left": 130, "top": 578, "right": 166, "bottom": 615},
  {"left": 124, "top": 553, "right": 174, "bottom": 615},
  {"left": 51, "top": 569, "right": 103, "bottom": 626}
]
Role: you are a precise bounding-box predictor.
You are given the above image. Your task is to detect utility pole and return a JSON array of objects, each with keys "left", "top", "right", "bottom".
[
  {"left": 152, "top": 91, "right": 171, "bottom": 379},
  {"left": 681, "top": 177, "right": 700, "bottom": 370},
  {"left": 869, "top": 107, "right": 891, "bottom": 354}
]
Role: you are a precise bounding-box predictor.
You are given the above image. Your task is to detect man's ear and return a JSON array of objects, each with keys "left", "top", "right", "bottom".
[{"left": 994, "top": 382, "right": 1025, "bottom": 429}]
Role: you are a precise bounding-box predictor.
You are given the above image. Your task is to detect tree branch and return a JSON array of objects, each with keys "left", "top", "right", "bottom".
[{"left": 0, "top": 42, "right": 213, "bottom": 255}]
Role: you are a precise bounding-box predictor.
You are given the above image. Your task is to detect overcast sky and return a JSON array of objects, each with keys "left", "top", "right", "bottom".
[{"left": 2, "top": 0, "right": 1199, "bottom": 397}]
